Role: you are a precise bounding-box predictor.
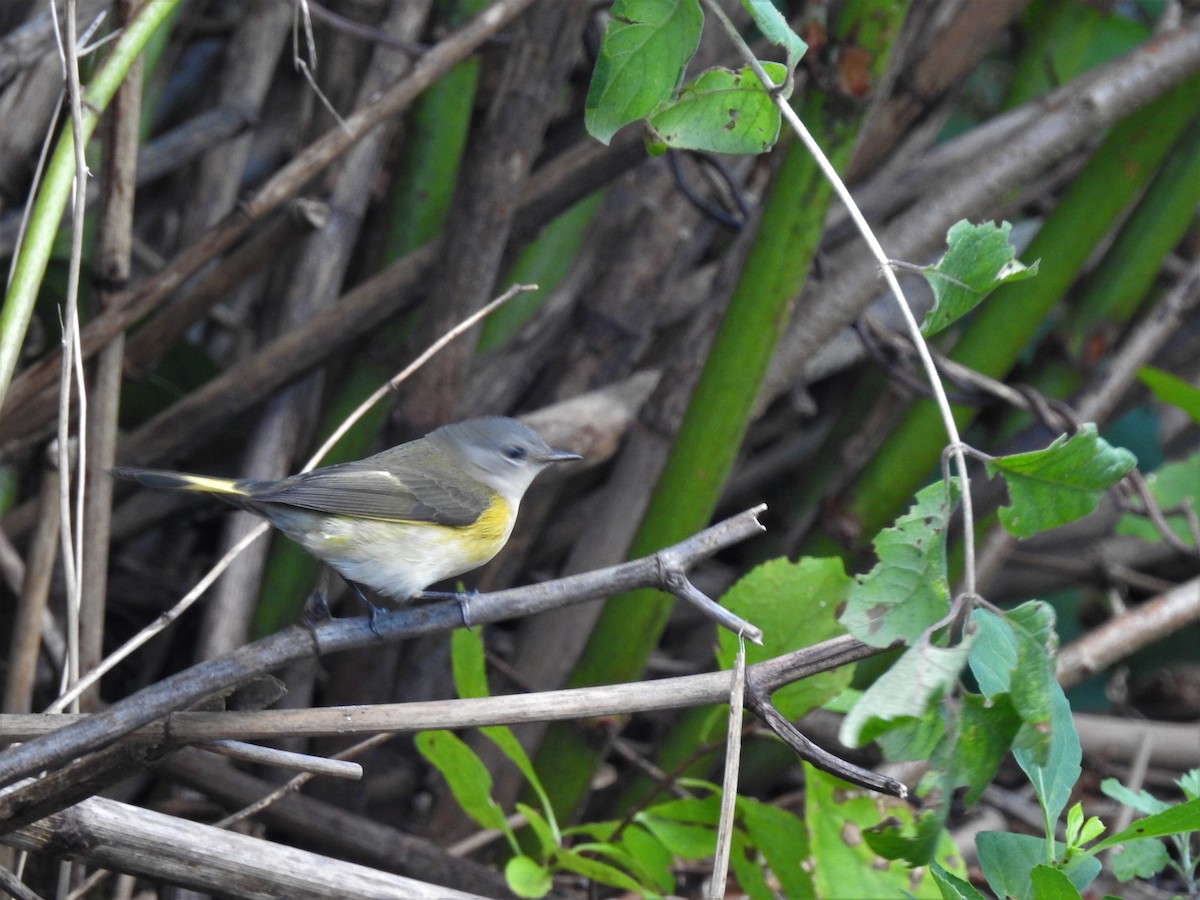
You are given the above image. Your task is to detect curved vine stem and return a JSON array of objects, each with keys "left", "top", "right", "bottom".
[{"left": 701, "top": 0, "right": 978, "bottom": 618}]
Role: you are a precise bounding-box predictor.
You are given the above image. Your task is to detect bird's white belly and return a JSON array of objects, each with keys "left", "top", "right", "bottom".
[{"left": 270, "top": 508, "right": 513, "bottom": 602}]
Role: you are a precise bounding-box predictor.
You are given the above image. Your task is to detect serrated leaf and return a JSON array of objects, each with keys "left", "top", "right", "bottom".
[
  {"left": 716, "top": 556, "right": 851, "bottom": 718},
  {"left": 1139, "top": 365, "right": 1200, "bottom": 424},
  {"left": 920, "top": 220, "right": 1039, "bottom": 337},
  {"left": 741, "top": 0, "right": 807, "bottom": 70},
  {"left": 1109, "top": 838, "right": 1170, "bottom": 881},
  {"left": 585, "top": 0, "right": 704, "bottom": 144},
  {"left": 645, "top": 62, "right": 785, "bottom": 154},
  {"left": 840, "top": 640, "right": 972, "bottom": 747},
  {"left": 986, "top": 425, "right": 1136, "bottom": 538},
  {"left": 840, "top": 480, "right": 958, "bottom": 647},
  {"left": 505, "top": 855, "right": 552, "bottom": 898},
  {"left": 1115, "top": 452, "right": 1200, "bottom": 545},
  {"left": 414, "top": 730, "right": 510, "bottom": 835}
]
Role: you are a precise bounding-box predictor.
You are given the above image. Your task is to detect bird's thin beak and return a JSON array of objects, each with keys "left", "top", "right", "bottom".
[{"left": 544, "top": 448, "right": 582, "bottom": 464}]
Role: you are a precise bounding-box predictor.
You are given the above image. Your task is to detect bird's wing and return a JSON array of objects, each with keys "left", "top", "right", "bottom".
[{"left": 245, "top": 462, "right": 489, "bottom": 526}]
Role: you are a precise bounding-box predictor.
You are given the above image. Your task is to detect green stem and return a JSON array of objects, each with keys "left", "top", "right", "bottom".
[{"left": 0, "top": 0, "right": 183, "bottom": 411}]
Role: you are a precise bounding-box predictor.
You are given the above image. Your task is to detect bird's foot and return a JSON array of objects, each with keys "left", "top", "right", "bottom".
[
  {"left": 350, "top": 583, "right": 385, "bottom": 637},
  {"left": 411, "top": 589, "right": 478, "bottom": 626}
]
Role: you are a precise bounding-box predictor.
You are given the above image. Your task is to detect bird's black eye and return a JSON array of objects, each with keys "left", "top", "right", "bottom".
[{"left": 504, "top": 444, "right": 527, "bottom": 461}]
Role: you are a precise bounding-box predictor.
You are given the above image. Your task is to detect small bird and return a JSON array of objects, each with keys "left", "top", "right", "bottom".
[{"left": 113, "top": 417, "right": 580, "bottom": 615}]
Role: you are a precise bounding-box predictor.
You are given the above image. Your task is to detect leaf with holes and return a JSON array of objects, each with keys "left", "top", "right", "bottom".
[
  {"left": 919, "top": 220, "right": 1039, "bottom": 337},
  {"left": 986, "top": 425, "right": 1136, "bottom": 538},
  {"left": 645, "top": 63, "right": 786, "bottom": 155},
  {"left": 840, "top": 480, "right": 959, "bottom": 647}
]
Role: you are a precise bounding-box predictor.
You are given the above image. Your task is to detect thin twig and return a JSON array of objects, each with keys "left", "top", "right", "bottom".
[{"left": 708, "top": 638, "right": 745, "bottom": 899}]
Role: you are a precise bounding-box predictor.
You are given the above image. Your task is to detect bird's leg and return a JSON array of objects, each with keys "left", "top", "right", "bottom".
[
  {"left": 302, "top": 589, "right": 332, "bottom": 626},
  {"left": 347, "top": 581, "right": 384, "bottom": 636}
]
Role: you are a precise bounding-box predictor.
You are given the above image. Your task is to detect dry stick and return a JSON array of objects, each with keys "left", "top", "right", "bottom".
[
  {"left": 1, "top": 636, "right": 880, "bottom": 746},
  {"left": 213, "top": 734, "right": 389, "bottom": 830},
  {"left": 1056, "top": 575, "right": 1200, "bottom": 690},
  {"left": 5, "top": 796, "right": 482, "bottom": 900},
  {"left": 0, "top": 0, "right": 540, "bottom": 445},
  {"left": 78, "top": 0, "right": 144, "bottom": 711},
  {"left": 160, "top": 747, "right": 512, "bottom": 897},
  {"left": 57, "top": 0, "right": 90, "bottom": 717},
  {"left": 46, "top": 285, "right": 529, "bottom": 714},
  {"left": 0, "top": 507, "right": 768, "bottom": 791},
  {"left": 708, "top": 640, "right": 745, "bottom": 900},
  {"left": 0, "top": 105, "right": 255, "bottom": 259},
  {"left": 3, "top": 453, "right": 61, "bottom": 715}
]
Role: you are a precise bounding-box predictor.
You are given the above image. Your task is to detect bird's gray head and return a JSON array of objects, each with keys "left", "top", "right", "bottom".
[{"left": 431, "top": 417, "right": 580, "bottom": 501}]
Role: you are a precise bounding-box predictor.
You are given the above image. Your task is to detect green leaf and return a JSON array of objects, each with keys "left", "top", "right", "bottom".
[
  {"left": 919, "top": 220, "right": 1039, "bottom": 337},
  {"left": 414, "top": 731, "right": 510, "bottom": 836},
  {"left": 986, "top": 425, "right": 1136, "bottom": 538},
  {"left": 1030, "top": 864, "right": 1083, "bottom": 899},
  {"left": 585, "top": 0, "right": 704, "bottom": 144},
  {"left": 616, "top": 824, "right": 676, "bottom": 894},
  {"left": 1006, "top": 602, "right": 1058, "bottom": 749},
  {"left": 741, "top": 0, "right": 807, "bottom": 70},
  {"left": 451, "top": 627, "right": 561, "bottom": 843},
  {"left": 567, "top": 841, "right": 663, "bottom": 893},
  {"left": 1090, "top": 796, "right": 1200, "bottom": 852},
  {"left": 635, "top": 796, "right": 720, "bottom": 859},
  {"left": 645, "top": 63, "right": 785, "bottom": 155},
  {"left": 1179, "top": 768, "right": 1200, "bottom": 801},
  {"left": 716, "top": 556, "right": 852, "bottom": 718},
  {"left": 1014, "top": 683, "right": 1080, "bottom": 828},
  {"left": 727, "top": 830, "right": 774, "bottom": 900},
  {"left": 516, "top": 803, "right": 557, "bottom": 855},
  {"left": 1139, "top": 365, "right": 1200, "bottom": 424},
  {"left": 451, "top": 626, "right": 489, "bottom": 699},
  {"left": 929, "top": 861, "right": 986, "bottom": 900},
  {"left": 1099, "top": 777, "right": 1166, "bottom": 820},
  {"left": 976, "top": 833, "right": 1100, "bottom": 900},
  {"left": 553, "top": 846, "right": 646, "bottom": 893},
  {"left": 505, "top": 855, "right": 552, "bottom": 898},
  {"left": 863, "top": 808, "right": 946, "bottom": 867},
  {"left": 1109, "top": 838, "right": 1170, "bottom": 881},
  {"left": 1115, "top": 453, "right": 1200, "bottom": 545},
  {"left": 736, "top": 796, "right": 815, "bottom": 899},
  {"left": 968, "top": 603, "right": 1058, "bottom": 737},
  {"left": 805, "top": 763, "right": 956, "bottom": 898},
  {"left": 956, "top": 693, "right": 1023, "bottom": 807},
  {"left": 840, "top": 641, "right": 971, "bottom": 748},
  {"left": 840, "top": 480, "right": 958, "bottom": 647}
]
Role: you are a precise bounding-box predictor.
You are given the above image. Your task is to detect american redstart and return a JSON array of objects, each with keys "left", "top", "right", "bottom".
[{"left": 113, "top": 417, "right": 580, "bottom": 612}]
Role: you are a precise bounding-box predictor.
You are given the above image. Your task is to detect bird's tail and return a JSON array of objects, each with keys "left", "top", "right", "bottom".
[{"left": 111, "top": 467, "right": 249, "bottom": 498}]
